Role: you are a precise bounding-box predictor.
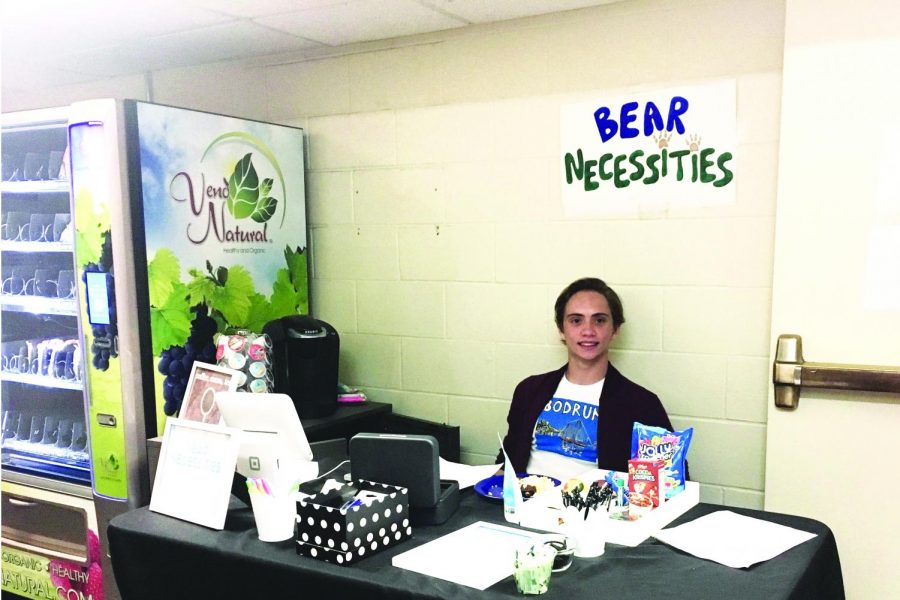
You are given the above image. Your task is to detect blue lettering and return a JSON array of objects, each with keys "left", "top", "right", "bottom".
[
  {"left": 593, "top": 96, "right": 690, "bottom": 142},
  {"left": 643, "top": 101, "right": 664, "bottom": 136},
  {"left": 593, "top": 106, "right": 618, "bottom": 142},
  {"left": 620, "top": 101, "right": 639, "bottom": 139},
  {"left": 666, "top": 96, "right": 689, "bottom": 134}
]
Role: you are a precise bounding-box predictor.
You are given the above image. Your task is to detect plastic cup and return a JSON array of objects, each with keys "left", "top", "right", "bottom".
[
  {"left": 514, "top": 542, "right": 554, "bottom": 595},
  {"left": 537, "top": 534, "right": 575, "bottom": 572},
  {"left": 249, "top": 490, "right": 296, "bottom": 542}
]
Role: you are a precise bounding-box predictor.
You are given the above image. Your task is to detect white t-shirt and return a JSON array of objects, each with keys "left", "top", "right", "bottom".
[{"left": 526, "top": 376, "right": 604, "bottom": 481}]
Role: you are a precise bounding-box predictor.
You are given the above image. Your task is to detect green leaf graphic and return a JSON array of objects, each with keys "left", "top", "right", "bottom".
[
  {"left": 149, "top": 283, "right": 192, "bottom": 356},
  {"left": 285, "top": 246, "right": 307, "bottom": 290},
  {"left": 186, "top": 271, "right": 217, "bottom": 307},
  {"left": 245, "top": 293, "right": 273, "bottom": 333},
  {"left": 260, "top": 178, "right": 273, "bottom": 197},
  {"left": 147, "top": 248, "right": 181, "bottom": 308},
  {"left": 73, "top": 189, "right": 107, "bottom": 267},
  {"left": 226, "top": 153, "right": 259, "bottom": 219},
  {"left": 203, "top": 132, "right": 289, "bottom": 226},
  {"left": 268, "top": 246, "right": 308, "bottom": 318},
  {"left": 250, "top": 196, "right": 277, "bottom": 223},
  {"left": 213, "top": 265, "right": 254, "bottom": 326},
  {"left": 269, "top": 268, "right": 299, "bottom": 317}
]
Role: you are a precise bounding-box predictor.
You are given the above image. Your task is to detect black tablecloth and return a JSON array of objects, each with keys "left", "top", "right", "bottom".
[{"left": 108, "top": 492, "right": 843, "bottom": 600}]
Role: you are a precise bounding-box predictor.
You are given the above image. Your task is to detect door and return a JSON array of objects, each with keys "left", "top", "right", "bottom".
[{"left": 765, "top": 3, "right": 900, "bottom": 599}]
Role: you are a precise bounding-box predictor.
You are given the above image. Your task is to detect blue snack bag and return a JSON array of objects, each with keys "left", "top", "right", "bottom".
[{"left": 630, "top": 422, "right": 693, "bottom": 498}]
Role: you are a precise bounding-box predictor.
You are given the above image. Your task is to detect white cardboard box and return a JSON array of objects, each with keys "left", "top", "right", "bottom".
[{"left": 517, "top": 469, "right": 700, "bottom": 547}]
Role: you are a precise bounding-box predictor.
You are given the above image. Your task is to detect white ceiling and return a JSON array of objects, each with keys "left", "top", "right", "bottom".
[{"left": 0, "top": 0, "right": 620, "bottom": 94}]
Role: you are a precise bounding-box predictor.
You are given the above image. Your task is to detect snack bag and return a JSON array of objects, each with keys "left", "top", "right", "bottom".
[{"left": 630, "top": 422, "right": 693, "bottom": 498}]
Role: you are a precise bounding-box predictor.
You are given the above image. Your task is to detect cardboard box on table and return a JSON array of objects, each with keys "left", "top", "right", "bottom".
[
  {"left": 295, "top": 479, "right": 411, "bottom": 565},
  {"left": 517, "top": 469, "right": 700, "bottom": 547}
]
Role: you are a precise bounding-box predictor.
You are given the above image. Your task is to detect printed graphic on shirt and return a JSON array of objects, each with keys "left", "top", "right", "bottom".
[{"left": 532, "top": 396, "right": 599, "bottom": 464}]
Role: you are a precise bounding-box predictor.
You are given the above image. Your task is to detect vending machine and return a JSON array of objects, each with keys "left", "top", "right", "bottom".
[
  {"left": 0, "top": 106, "right": 103, "bottom": 600},
  {"left": 2, "top": 100, "right": 308, "bottom": 600}
]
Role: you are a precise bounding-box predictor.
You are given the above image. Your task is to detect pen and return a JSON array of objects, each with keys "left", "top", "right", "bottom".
[{"left": 340, "top": 498, "right": 363, "bottom": 511}]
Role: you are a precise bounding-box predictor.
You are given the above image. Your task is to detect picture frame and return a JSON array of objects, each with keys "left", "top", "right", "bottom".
[
  {"left": 178, "top": 362, "right": 241, "bottom": 425},
  {"left": 149, "top": 417, "right": 240, "bottom": 529}
]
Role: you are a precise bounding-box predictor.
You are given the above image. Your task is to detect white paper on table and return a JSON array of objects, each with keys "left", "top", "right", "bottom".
[
  {"left": 392, "top": 521, "right": 539, "bottom": 590},
  {"left": 652, "top": 510, "right": 817, "bottom": 569},
  {"left": 438, "top": 457, "right": 501, "bottom": 489}
]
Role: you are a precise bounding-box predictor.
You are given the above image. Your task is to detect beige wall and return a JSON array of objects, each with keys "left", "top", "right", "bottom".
[{"left": 3, "top": 0, "right": 786, "bottom": 509}]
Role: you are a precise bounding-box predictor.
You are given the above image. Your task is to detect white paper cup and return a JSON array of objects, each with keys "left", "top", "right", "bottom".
[
  {"left": 249, "top": 492, "right": 296, "bottom": 542},
  {"left": 567, "top": 508, "right": 607, "bottom": 558}
]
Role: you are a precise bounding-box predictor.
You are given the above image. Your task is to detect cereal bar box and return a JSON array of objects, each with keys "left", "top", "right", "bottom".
[{"left": 628, "top": 459, "right": 665, "bottom": 508}]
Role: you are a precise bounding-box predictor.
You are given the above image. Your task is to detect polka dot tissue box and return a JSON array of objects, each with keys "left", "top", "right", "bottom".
[{"left": 295, "top": 479, "right": 412, "bottom": 565}]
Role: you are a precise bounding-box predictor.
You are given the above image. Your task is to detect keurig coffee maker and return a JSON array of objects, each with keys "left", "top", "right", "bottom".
[{"left": 263, "top": 315, "right": 339, "bottom": 419}]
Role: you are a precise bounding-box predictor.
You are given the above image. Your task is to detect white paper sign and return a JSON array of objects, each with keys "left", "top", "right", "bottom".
[
  {"left": 149, "top": 418, "right": 241, "bottom": 529},
  {"left": 392, "top": 521, "right": 540, "bottom": 590},
  {"left": 652, "top": 510, "right": 816, "bottom": 569},
  {"left": 560, "top": 79, "right": 737, "bottom": 216}
]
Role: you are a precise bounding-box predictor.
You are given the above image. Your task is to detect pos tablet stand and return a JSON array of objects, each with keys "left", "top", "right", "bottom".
[{"left": 349, "top": 433, "right": 460, "bottom": 526}]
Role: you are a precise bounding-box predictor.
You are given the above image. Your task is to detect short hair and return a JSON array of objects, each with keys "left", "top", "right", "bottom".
[{"left": 554, "top": 278, "right": 625, "bottom": 331}]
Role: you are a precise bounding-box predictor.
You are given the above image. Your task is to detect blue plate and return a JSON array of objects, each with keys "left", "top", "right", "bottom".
[{"left": 474, "top": 473, "right": 560, "bottom": 501}]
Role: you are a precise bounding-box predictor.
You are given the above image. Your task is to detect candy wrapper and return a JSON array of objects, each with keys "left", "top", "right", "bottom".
[
  {"left": 630, "top": 422, "right": 693, "bottom": 498},
  {"left": 216, "top": 331, "right": 273, "bottom": 393}
]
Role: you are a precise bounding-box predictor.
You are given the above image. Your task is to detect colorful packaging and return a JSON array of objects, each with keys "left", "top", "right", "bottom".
[
  {"left": 628, "top": 458, "right": 665, "bottom": 508},
  {"left": 630, "top": 422, "right": 693, "bottom": 499}
]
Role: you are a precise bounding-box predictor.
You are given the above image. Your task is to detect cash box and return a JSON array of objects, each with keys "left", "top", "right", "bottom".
[{"left": 295, "top": 479, "right": 411, "bottom": 565}]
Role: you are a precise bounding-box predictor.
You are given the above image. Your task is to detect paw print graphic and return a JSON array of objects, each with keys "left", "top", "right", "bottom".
[
  {"left": 653, "top": 131, "right": 672, "bottom": 149},
  {"left": 685, "top": 134, "right": 702, "bottom": 153}
]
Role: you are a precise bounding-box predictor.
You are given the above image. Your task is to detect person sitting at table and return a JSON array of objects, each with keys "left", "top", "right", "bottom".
[{"left": 497, "top": 277, "right": 675, "bottom": 481}]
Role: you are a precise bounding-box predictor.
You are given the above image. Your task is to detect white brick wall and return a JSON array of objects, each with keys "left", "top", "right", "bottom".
[{"left": 5, "top": 0, "right": 787, "bottom": 507}]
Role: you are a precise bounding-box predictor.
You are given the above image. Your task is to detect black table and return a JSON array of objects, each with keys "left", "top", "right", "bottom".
[{"left": 108, "top": 490, "right": 843, "bottom": 599}]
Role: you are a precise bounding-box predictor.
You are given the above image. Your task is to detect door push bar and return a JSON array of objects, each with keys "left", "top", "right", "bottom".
[{"left": 773, "top": 334, "right": 900, "bottom": 409}]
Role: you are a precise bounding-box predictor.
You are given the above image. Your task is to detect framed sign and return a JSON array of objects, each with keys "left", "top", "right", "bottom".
[
  {"left": 149, "top": 418, "right": 241, "bottom": 529},
  {"left": 178, "top": 362, "right": 240, "bottom": 425}
]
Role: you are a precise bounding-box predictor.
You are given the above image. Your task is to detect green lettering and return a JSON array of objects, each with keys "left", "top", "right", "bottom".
[
  {"left": 598, "top": 153, "right": 614, "bottom": 181},
  {"left": 714, "top": 152, "right": 734, "bottom": 187},
  {"left": 643, "top": 154, "right": 660, "bottom": 184},
  {"left": 613, "top": 154, "right": 630, "bottom": 188},
  {"left": 700, "top": 148, "right": 716, "bottom": 183},
  {"left": 584, "top": 159, "right": 600, "bottom": 191},
  {"left": 669, "top": 150, "right": 689, "bottom": 181},
  {"left": 564, "top": 149, "right": 585, "bottom": 184},
  {"left": 628, "top": 150, "right": 645, "bottom": 181}
]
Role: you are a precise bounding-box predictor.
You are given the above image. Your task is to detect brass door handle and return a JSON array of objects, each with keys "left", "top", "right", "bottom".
[{"left": 773, "top": 334, "right": 900, "bottom": 409}]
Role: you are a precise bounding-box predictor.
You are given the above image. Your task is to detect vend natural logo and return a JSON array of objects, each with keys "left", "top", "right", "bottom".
[
  {"left": 563, "top": 92, "right": 734, "bottom": 192},
  {"left": 169, "top": 132, "right": 289, "bottom": 245}
]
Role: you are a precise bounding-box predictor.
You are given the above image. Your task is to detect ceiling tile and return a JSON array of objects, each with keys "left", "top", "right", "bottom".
[
  {"left": 255, "top": 0, "right": 469, "bottom": 46},
  {"left": 418, "top": 0, "right": 620, "bottom": 23},
  {"left": 1, "top": 0, "right": 620, "bottom": 99},
  {"left": 195, "top": 0, "right": 347, "bottom": 19},
  {"left": 0, "top": 56, "right": 108, "bottom": 91},
  {"left": 49, "top": 21, "right": 323, "bottom": 78},
  {"left": 1, "top": 0, "right": 234, "bottom": 60}
]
